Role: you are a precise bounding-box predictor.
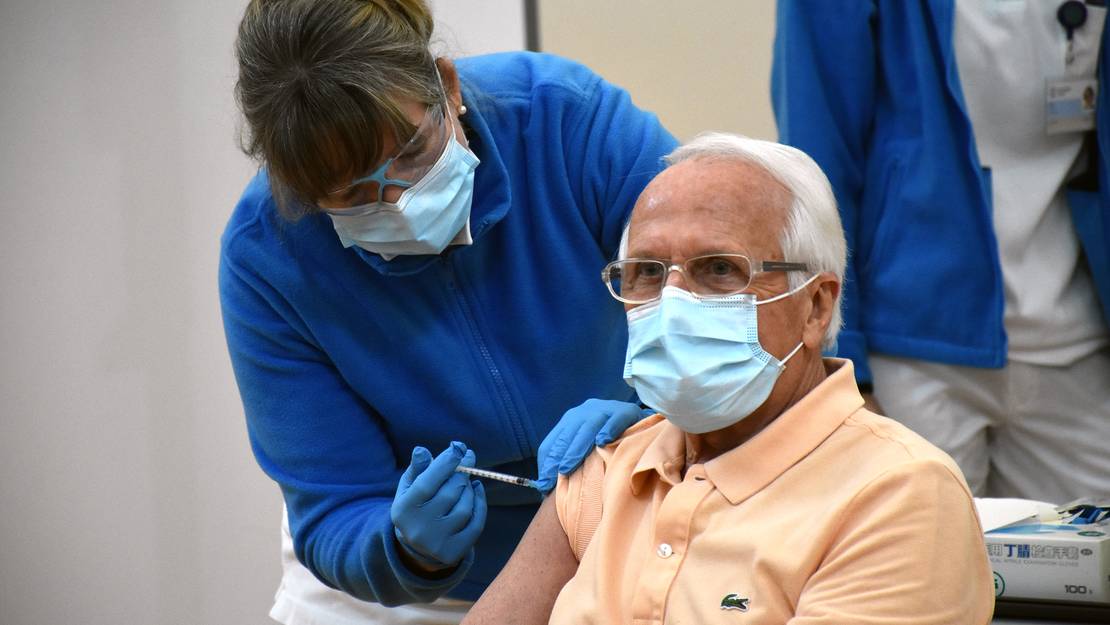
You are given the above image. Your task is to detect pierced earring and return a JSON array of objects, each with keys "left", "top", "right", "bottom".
[{"left": 458, "top": 104, "right": 468, "bottom": 116}]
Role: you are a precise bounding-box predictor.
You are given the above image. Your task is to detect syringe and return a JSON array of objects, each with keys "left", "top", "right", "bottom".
[{"left": 455, "top": 465, "right": 539, "bottom": 490}]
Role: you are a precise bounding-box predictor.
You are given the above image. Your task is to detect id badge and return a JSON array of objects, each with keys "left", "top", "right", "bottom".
[{"left": 1046, "top": 78, "right": 1098, "bottom": 135}]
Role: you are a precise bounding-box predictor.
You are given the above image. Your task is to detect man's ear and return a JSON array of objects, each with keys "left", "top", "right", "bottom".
[
  {"left": 435, "top": 57, "right": 462, "bottom": 110},
  {"left": 802, "top": 273, "right": 840, "bottom": 350}
]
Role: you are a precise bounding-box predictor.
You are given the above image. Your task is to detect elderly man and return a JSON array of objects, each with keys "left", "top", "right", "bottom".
[{"left": 460, "top": 134, "right": 994, "bottom": 624}]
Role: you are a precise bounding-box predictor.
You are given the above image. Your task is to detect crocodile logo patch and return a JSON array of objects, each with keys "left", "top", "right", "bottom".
[{"left": 720, "top": 593, "right": 750, "bottom": 612}]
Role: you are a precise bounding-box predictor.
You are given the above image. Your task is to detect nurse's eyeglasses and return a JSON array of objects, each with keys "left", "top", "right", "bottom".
[
  {"left": 322, "top": 100, "right": 452, "bottom": 210},
  {"left": 601, "top": 254, "right": 810, "bottom": 305}
]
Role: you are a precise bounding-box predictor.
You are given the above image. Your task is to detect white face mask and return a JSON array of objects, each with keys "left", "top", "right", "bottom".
[
  {"left": 328, "top": 134, "right": 480, "bottom": 257},
  {"left": 624, "top": 276, "right": 816, "bottom": 434}
]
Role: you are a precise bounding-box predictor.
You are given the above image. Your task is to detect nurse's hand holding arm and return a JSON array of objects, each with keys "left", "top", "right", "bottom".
[
  {"left": 391, "top": 442, "right": 487, "bottom": 572},
  {"left": 534, "top": 399, "right": 649, "bottom": 493}
]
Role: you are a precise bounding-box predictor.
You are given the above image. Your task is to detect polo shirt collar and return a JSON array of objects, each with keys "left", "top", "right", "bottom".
[
  {"left": 629, "top": 359, "right": 863, "bottom": 503},
  {"left": 629, "top": 419, "right": 687, "bottom": 493}
]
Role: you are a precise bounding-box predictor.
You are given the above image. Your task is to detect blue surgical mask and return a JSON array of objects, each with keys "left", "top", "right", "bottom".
[
  {"left": 623, "top": 278, "right": 815, "bottom": 434},
  {"left": 328, "top": 134, "right": 479, "bottom": 257}
]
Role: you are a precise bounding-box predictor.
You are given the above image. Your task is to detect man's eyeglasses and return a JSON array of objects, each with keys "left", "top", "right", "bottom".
[{"left": 601, "top": 254, "right": 810, "bottom": 305}]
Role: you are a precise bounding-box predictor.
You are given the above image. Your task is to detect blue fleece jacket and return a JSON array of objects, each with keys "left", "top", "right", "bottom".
[
  {"left": 219, "top": 52, "right": 677, "bottom": 605},
  {"left": 772, "top": 0, "right": 1110, "bottom": 383}
]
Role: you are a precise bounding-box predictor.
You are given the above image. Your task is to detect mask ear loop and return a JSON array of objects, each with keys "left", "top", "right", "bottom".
[
  {"left": 779, "top": 340, "right": 805, "bottom": 367},
  {"left": 756, "top": 272, "right": 819, "bottom": 368},
  {"left": 432, "top": 62, "right": 473, "bottom": 157}
]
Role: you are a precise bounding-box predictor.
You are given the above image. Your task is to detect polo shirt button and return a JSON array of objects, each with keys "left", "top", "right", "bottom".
[{"left": 657, "top": 543, "right": 674, "bottom": 558}]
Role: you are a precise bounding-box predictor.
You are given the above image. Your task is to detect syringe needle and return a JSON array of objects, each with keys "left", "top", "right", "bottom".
[{"left": 455, "top": 465, "right": 539, "bottom": 490}]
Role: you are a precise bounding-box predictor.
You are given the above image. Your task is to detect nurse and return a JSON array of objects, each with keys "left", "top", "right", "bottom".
[{"left": 219, "top": 1, "right": 676, "bottom": 623}]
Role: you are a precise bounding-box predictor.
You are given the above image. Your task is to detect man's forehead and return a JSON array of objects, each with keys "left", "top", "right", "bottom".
[{"left": 629, "top": 158, "right": 791, "bottom": 253}]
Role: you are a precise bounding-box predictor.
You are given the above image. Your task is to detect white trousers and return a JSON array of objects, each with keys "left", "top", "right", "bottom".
[
  {"left": 871, "top": 348, "right": 1110, "bottom": 502},
  {"left": 270, "top": 507, "right": 472, "bottom": 625}
]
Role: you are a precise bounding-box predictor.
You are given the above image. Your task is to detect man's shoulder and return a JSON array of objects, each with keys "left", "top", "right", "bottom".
[
  {"left": 827, "top": 408, "right": 971, "bottom": 493},
  {"left": 594, "top": 413, "right": 669, "bottom": 463},
  {"left": 561, "top": 414, "right": 668, "bottom": 495},
  {"left": 616, "top": 412, "right": 669, "bottom": 441}
]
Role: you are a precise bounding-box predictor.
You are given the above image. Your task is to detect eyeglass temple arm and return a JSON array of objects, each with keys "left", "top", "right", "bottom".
[{"left": 759, "top": 260, "right": 809, "bottom": 272}]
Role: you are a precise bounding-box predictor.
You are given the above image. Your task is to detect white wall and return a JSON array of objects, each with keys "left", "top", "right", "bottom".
[
  {"left": 433, "top": 0, "right": 527, "bottom": 56},
  {"left": 540, "top": 0, "right": 777, "bottom": 142},
  {"left": 0, "top": 2, "right": 525, "bottom": 624}
]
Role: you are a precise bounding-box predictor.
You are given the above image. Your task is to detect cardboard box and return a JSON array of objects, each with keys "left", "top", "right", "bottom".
[{"left": 985, "top": 519, "right": 1110, "bottom": 604}]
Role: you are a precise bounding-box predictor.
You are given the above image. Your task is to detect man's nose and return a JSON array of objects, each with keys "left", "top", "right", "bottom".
[{"left": 665, "top": 265, "right": 690, "bottom": 290}]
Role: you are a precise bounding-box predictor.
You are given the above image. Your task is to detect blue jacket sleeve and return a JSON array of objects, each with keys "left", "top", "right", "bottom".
[
  {"left": 219, "top": 241, "right": 471, "bottom": 606},
  {"left": 563, "top": 70, "right": 679, "bottom": 259},
  {"left": 772, "top": 0, "right": 877, "bottom": 384}
]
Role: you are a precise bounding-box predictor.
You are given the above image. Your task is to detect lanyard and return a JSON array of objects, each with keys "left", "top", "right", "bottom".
[{"left": 1058, "top": 1, "right": 1089, "bottom": 66}]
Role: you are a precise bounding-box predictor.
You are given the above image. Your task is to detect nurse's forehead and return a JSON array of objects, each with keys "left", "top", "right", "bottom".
[{"left": 628, "top": 158, "right": 790, "bottom": 253}]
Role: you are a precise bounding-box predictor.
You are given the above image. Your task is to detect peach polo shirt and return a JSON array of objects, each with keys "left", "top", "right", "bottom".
[{"left": 551, "top": 359, "right": 994, "bottom": 624}]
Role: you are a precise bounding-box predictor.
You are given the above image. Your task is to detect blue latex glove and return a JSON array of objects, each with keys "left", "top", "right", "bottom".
[
  {"left": 534, "top": 399, "right": 649, "bottom": 493},
  {"left": 391, "top": 441, "right": 488, "bottom": 570}
]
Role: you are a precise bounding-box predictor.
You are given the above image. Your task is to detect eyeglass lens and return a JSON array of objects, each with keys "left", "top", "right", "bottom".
[
  {"left": 385, "top": 102, "right": 449, "bottom": 183},
  {"left": 325, "top": 101, "right": 451, "bottom": 209},
  {"left": 606, "top": 255, "right": 755, "bottom": 302}
]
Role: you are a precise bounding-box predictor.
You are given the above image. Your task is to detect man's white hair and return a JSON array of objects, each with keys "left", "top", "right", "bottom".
[{"left": 619, "top": 132, "right": 847, "bottom": 350}]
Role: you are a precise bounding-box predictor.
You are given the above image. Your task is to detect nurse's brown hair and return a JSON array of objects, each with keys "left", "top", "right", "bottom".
[{"left": 235, "top": 0, "right": 441, "bottom": 218}]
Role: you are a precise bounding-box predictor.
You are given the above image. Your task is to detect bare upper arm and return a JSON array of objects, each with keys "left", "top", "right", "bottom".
[{"left": 461, "top": 495, "right": 579, "bottom": 625}]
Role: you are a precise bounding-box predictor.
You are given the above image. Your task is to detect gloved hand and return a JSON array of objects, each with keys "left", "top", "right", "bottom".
[
  {"left": 391, "top": 441, "right": 488, "bottom": 571},
  {"left": 534, "top": 399, "right": 650, "bottom": 493}
]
